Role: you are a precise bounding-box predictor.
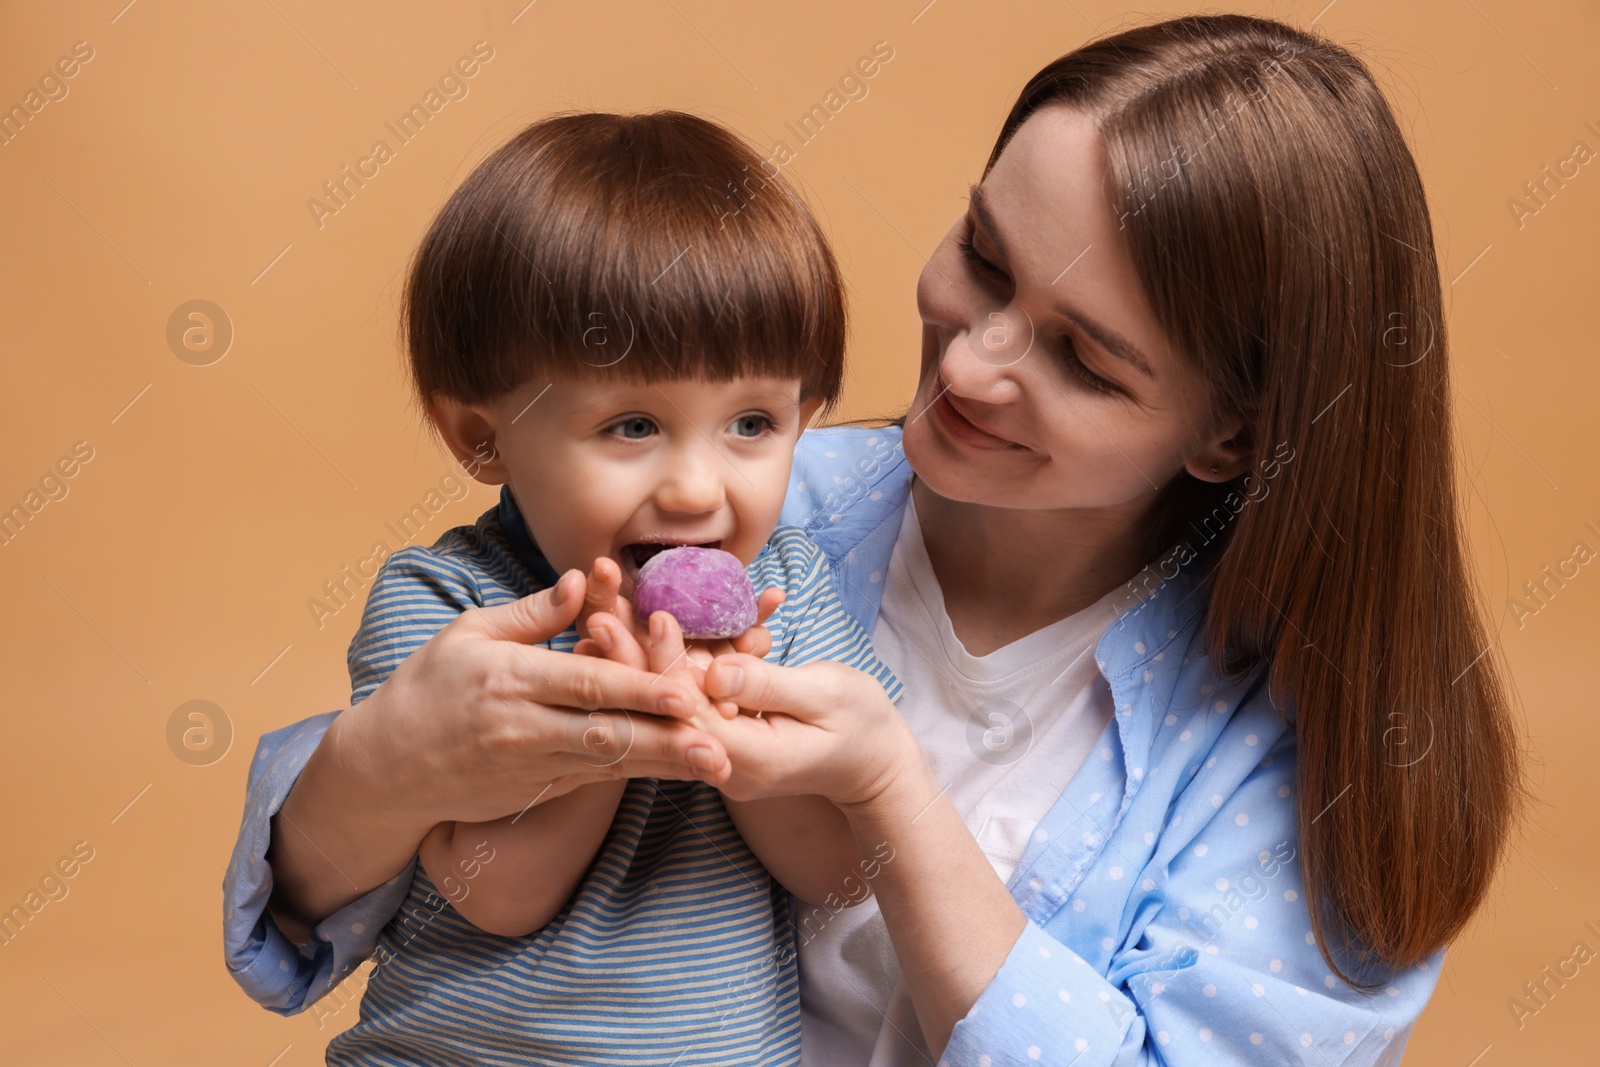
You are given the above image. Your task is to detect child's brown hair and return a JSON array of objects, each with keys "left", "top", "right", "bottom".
[{"left": 403, "top": 110, "right": 846, "bottom": 414}]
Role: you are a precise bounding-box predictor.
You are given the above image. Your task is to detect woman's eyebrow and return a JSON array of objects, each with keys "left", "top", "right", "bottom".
[
  {"left": 967, "top": 183, "right": 1012, "bottom": 260},
  {"left": 1054, "top": 303, "right": 1156, "bottom": 379}
]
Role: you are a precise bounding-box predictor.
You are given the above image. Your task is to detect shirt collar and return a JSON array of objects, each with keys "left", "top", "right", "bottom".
[{"left": 496, "top": 485, "right": 562, "bottom": 589}]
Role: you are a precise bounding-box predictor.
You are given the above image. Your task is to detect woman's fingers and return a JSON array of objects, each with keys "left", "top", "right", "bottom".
[
  {"left": 703, "top": 654, "right": 857, "bottom": 719},
  {"left": 463, "top": 570, "right": 586, "bottom": 645},
  {"left": 559, "top": 760, "right": 724, "bottom": 784},
  {"left": 695, "top": 660, "right": 918, "bottom": 807},
  {"left": 552, "top": 709, "right": 730, "bottom": 782},
  {"left": 500, "top": 642, "right": 712, "bottom": 720},
  {"left": 516, "top": 751, "right": 725, "bottom": 813}
]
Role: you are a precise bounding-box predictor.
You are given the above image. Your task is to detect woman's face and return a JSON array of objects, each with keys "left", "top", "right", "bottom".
[{"left": 905, "top": 105, "right": 1244, "bottom": 514}]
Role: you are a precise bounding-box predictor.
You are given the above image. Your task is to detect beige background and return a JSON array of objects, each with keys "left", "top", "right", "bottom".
[{"left": 0, "top": 0, "right": 1594, "bottom": 1062}]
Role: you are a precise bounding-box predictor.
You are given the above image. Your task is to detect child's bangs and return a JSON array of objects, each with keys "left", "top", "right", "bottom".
[
  {"left": 405, "top": 112, "right": 845, "bottom": 410},
  {"left": 522, "top": 165, "right": 840, "bottom": 391}
]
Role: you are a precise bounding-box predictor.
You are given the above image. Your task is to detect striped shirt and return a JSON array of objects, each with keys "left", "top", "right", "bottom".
[{"left": 324, "top": 486, "right": 901, "bottom": 1067}]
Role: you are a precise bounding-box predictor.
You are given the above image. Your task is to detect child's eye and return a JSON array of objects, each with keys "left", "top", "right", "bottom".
[
  {"left": 606, "top": 416, "right": 658, "bottom": 440},
  {"left": 729, "top": 414, "right": 776, "bottom": 438}
]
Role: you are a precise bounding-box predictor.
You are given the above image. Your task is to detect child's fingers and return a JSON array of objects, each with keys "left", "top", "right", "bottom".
[
  {"left": 576, "top": 557, "right": 623, "bottom": 638},
  {"left": 730, "top": 625, "right": 772, "bottom": 659},
  {"left": 676, "top": 661, "right": 740, "bottom": 719},
  {"left": 646, "top": 611, "right": 690, "bottom": 676},
  {"left": 754, "top": 588, "right": 786, "bottom": 625},
  {"left": 696, "top": 636, "right": 735, "bottom": 658},
  {"left": 725, "top": 588, "right": 785, "bottom": 658},
  {"left": 589, "top": 611, "right": 650, "bottom": 671},
  {"left": 678, "top": 659, "right": 708, "bottom": 694},
  {"left": 611, "top": 595, "right": 657, "bottom": 652},
  {"left": 612, "top": 594, "right": 640, "bottom": 630}
]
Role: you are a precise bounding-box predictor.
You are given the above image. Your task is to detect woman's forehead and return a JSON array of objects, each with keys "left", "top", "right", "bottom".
[
  {"left": 982, "top": 108, "right": 1125, "bottom": 278},
  {"left": 980, "top": 107, "right": 1178, "bottom": 381}
]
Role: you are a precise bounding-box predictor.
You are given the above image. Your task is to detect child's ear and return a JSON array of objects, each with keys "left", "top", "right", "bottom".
[
  {"left": 798, "top": 396, "right": 826, "bottom": 429},
  {"left": 428, "top": 393, "right": 509, "bottom": 485}
]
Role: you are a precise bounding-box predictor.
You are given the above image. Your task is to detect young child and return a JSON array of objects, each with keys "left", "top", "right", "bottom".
[{"left": 323, "top": 111, "right": 901, "bottom": 1067}]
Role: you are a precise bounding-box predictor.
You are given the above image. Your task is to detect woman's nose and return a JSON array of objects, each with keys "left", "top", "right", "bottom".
[{"left": 939, "top": 307, "right": 1031, "bottom": 400}]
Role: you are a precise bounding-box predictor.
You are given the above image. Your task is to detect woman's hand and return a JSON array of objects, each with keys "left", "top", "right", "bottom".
[
  {"left": 575, "top": 604, "right": 905, "bottom": 907},
  {"left": 267, "top": 568, "right": 734, "bottom": 939},
  {"left": 337, "top": 568, "right": 735, "bottom": 828},
  {"left": 695, "top": 652, "right": 925, "bottom": 809}
]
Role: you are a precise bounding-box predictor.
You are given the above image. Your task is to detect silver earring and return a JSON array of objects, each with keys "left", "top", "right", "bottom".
[{"left": 1209, "top": 465, "right": 1220, "bottom": 476}]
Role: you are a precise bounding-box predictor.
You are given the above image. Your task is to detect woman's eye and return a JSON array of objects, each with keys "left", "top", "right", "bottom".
[
  {"left": 607, "top": 416, "right": 658, "bottom": 440},
  {"left": 730, "top": 414, "right": 775, "bottom": 438},
  {"left": 1061, "top": 336, "right": 1117, "bottom": 395},
  {"left": 956, "top": 226, "right": 1009, "bottom": 284}
]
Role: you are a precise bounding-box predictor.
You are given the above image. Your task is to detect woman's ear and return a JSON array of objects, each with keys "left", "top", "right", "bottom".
[
  {"left": 798, "top": 396, "right": 826, "bottom": 430},
  {"left": 1185, "top": 417, "right": 1256, "bottom": 483},
  {"left": 427, "top": 393, "right": 509, "bottom": 485}
]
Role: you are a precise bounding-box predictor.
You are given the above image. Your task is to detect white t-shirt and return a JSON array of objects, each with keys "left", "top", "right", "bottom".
[{"left": 799, "top": 497, "right": 1143, "bottom": 1066}]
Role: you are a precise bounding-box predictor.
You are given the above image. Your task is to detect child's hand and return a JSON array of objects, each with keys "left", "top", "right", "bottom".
[
  {"left": 574, "top": 556, "right": 782, "bottom": 663},
  {"left": 573, "top": 556, "right": 643, "bottom": 645},
  {"left": 576, "top": 573, "right": 784, "bottom": 722},
  {"left": 576, "top": 610, "right": 712, "bottom": 727},
  {"left": 692, "top": 587, "right": 785, "bottom": 662}
]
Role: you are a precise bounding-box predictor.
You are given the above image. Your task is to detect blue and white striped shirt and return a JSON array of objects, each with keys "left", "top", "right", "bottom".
[{"left": 316, "top": 486, "right": 900, "bottom": 1066}]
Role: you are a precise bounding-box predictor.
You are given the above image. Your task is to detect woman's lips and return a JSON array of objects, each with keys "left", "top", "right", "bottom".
[{"left": 929, "top": 386, "right": 1022, "bottom": 451}]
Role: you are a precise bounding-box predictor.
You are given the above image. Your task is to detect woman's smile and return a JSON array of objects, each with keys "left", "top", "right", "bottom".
[{"left": 928, "top": 377, "right": 1025, "bottom": 451}]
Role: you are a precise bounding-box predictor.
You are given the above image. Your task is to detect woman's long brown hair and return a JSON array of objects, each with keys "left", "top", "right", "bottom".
[{"left": 988, "top": 14, "right": 1521, "bottom": 984}]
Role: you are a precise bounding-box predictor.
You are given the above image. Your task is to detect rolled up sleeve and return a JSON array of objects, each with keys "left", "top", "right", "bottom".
[
  {"left": 221, "top": 711, "right": 416, "bottom": 1015},
  {"left": 943, "top": 921, "right": 1437, "bottom": 1066},
  {"left": 943, "top": 920, "right": 1141, "bottom": 1065},
  {"left": 938, "top": 725, "right": 1441, "bottom": 1066}
]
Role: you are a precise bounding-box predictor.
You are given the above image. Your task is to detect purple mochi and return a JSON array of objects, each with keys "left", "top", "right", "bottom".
[{"left": 633, "top": 546, "right": 758, "bottom": 640}]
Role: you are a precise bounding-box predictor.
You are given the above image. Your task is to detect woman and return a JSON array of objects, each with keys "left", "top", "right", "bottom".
[{"left": 225, "top": 14, "right": 1519, "bottom": 1064}]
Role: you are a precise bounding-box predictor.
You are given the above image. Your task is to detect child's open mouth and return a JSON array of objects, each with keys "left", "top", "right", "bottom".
[{"left": 620, "top": 539, "right": 722, "bottom": 584}]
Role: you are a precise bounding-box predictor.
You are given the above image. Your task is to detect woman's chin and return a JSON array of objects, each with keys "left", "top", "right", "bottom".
[{"left": 903, "top": 416, "right": 1022, "bottom": 509}]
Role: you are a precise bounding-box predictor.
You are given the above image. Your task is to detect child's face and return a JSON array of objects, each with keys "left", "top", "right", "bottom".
[{"left": 481, "top": 374, "right": 819, "bottom": 595}]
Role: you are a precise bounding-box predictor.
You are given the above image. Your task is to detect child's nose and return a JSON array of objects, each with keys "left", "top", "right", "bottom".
[{"left": 655, "top": 449, "right": 726, "bottom": 515}]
